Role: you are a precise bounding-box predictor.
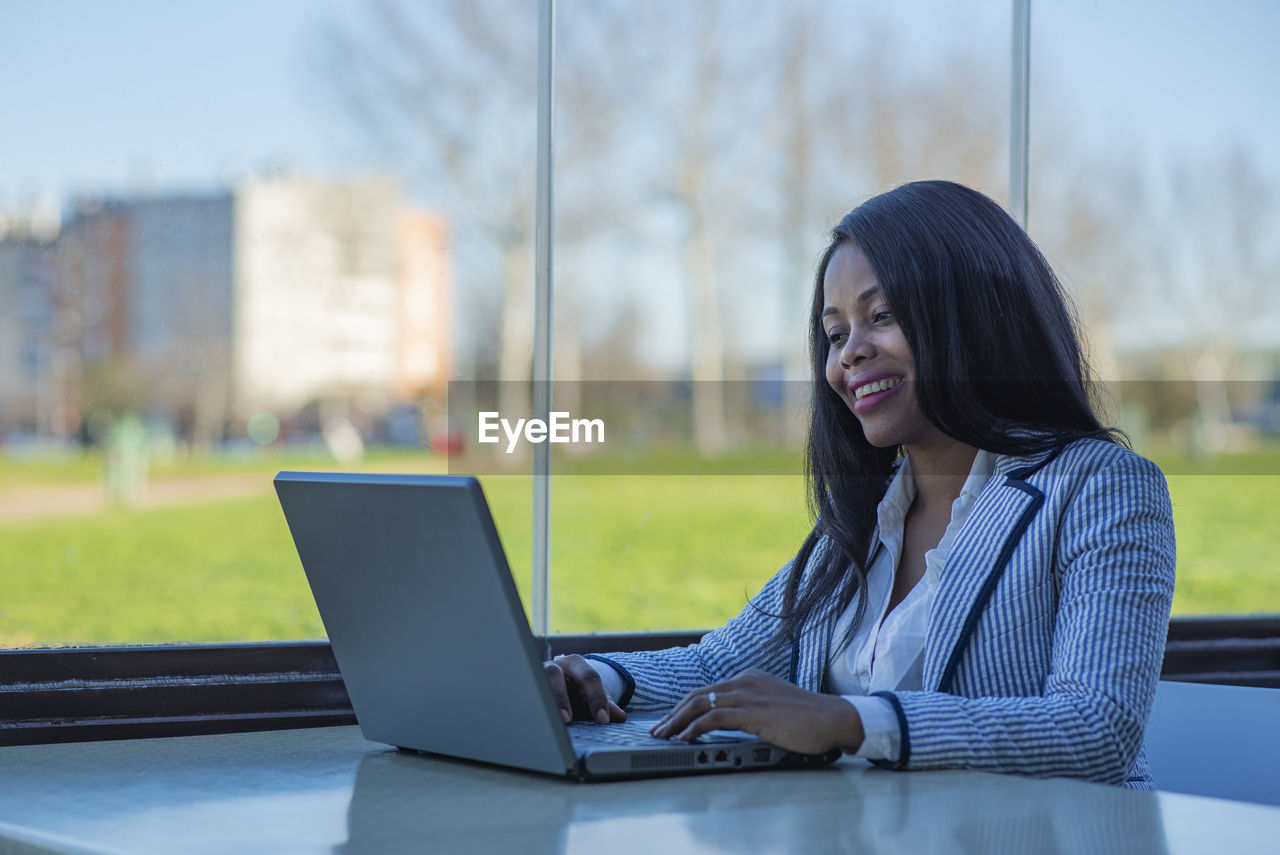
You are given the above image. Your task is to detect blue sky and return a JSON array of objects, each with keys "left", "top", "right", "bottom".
[
  {"left": 2, "top": 0, "right": 1276, "bottom": 371},
  {"left": 1033, "top": 0, "right": 1280, "bottom": 174},
  {"left": 2, "top": 0, "right": 1276, "bottom": 212},
  {"left": 0, "top": 0, "right": 364, "bottom": 205}
]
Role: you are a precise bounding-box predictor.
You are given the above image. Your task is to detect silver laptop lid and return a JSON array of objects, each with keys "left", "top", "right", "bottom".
[{"left": 274, "top": 472, "right": 577, "bottom": 776}]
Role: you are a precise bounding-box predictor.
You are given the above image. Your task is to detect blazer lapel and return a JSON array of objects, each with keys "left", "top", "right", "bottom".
[{"left": 923, "top": 452, "right": 1051, "bottom": 692}]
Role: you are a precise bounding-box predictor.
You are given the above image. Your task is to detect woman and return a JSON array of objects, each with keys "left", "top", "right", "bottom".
[{"left": 545, "top": 180, "right": 1176, "bottom": 787}]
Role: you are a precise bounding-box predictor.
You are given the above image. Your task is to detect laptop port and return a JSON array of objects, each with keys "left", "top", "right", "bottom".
[
  {"left": 752, "top": 747, "right": 771, "bottom": 763},
  {"left": 714, "top": 750, "right": 729, "bottom": 764},
  {"left": 733, "top": 756, "right": 743, "bottom": 767},
  {"left": 697, "top": 751, "right": 709, "bottom": 765}
]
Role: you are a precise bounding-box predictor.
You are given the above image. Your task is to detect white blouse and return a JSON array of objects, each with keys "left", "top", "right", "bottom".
[{"left": 830, "top": 449, "right": 995, "bottom": 760}]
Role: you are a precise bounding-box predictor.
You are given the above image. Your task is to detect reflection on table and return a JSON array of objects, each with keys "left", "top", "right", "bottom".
[
  {"left": 345, "top": 748, "right": 1171, "bottom": 855},
  {"left": 0, "top": 726, "right": 1277, "bottom": 854}
]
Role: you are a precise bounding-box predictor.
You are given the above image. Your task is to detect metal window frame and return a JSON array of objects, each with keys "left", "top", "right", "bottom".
[
  {"left": 7, "top": 0, "right": 1277, "bottom": 752},
  {"left": 0, "top": 633, "right": 701, "bottom": 746},
  {"left": 1010, "top": 0, "right": 1031, "bottom": 228},
  {"left": 531, "top": 0, "right": 555, "bottom": 638},
  {"left": 3, "top": 619, "right": 1277, "bottom": 747}
]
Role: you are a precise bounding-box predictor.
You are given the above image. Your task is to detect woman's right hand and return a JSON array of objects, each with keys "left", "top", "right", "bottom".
[{"left": 543, "top": 654, "right": 627, "bottom": 725}]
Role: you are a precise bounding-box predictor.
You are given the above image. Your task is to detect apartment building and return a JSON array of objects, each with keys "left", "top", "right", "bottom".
[{"left": 0, "top": 176, "right": 451, "bottom": 442}]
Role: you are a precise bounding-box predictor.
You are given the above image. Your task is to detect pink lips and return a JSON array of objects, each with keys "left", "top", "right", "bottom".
[{"left": 848, "top": 373, "right": 905, "bottom": 416}]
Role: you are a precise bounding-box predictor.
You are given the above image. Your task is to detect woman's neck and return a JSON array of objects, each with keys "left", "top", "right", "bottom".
[{"left": 904, "top": 440, "right": 979, "bottom": 512}]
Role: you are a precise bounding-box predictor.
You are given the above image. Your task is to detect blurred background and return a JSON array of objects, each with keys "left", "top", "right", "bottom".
[{"left": 2, "top": 0, "right": 1277, "bottom": 646}]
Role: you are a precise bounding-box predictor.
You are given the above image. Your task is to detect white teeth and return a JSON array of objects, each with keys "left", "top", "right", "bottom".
[{"left": 854, "top": 377, "right": 902, "bottom": 400}]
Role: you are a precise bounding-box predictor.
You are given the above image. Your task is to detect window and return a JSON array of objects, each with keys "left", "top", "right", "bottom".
[
  {"left": 547, "top": 0, "right": 1013, "bottom": 632},
  {"left": 2, "top": 0, "right": 1277, "bottom": 663},
  {"left": 1028, "top": 0, "right": 1280, "bottom": 617},
  {"left": 0, "top": 1, "right": 532, "bottom": 646}
]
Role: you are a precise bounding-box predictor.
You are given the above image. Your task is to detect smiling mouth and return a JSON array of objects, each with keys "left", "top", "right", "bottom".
[{"left": 852, "top": 377, "right": 903, "bottom": 400}]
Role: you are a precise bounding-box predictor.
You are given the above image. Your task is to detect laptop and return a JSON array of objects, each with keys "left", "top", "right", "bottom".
[{"left": 273, "top": 471, "right": 840, "bottom": 780}]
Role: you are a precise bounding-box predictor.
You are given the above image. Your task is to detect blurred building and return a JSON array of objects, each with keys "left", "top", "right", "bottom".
[
  {"left": 231, "top": 177, "right": 451, "bottom": 424},
  {"left": 0, "top": 236, "right": 62, "bottom": 434},
  {"left": 0, "top": 176, "right": 451, "bottom": 443}
]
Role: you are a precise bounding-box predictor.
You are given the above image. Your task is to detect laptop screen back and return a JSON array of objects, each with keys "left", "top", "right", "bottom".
[{"left": 274, "top": 472, "right": 576, "bottom": 776}]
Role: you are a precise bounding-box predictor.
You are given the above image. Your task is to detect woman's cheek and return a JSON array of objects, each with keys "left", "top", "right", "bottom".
[{"left": 825, "top": 356, "right": 843, "bottom": 394}]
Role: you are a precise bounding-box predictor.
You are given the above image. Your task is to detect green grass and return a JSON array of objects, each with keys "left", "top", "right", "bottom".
[
  {"left": 0, "top": 471, "right": 802, "bottom": 645},
  {"left": 547, "top": 475, "right": 811, "bottom": 631},
  {"left": 0, "top": 498, "right": 321, "bottom": 645},
  {"left": 1166, "top": 474, "right": 1280, "bottom": 616},
  {"left": 1, "top": 448, "right": 1278, "bottom": 647},
  {"left": 0, "top": 450, "right": 104, "bottom": 488}
]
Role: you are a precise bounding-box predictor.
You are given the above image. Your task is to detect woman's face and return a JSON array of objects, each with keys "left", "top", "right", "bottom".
[{"left": 821, "top": 243, "right": 942, "bottom": 450}]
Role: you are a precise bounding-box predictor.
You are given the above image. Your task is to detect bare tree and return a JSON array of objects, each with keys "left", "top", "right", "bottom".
[
  {"left": 317, "top": 0, "right": 634, "bottom": 424},
  {"left": 321, "top": 0, "right": 1094, "bottom": 461},
  {"left": 1141, "top": 149, "right": 1279, "bottom": 450},
  {"left": 1028, "top": 96, "right": 1280, "bottom": 452},
  {"left": 589, "top": 0, "right": 784, "bottom": 452},
  {"left": 768, "top": 3, "right": 1008, "bottom": 440}
]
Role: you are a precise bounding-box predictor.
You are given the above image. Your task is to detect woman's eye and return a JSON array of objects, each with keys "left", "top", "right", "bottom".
[
  {"left": 871, "top": 309, "right": 893, "bottom": 324},
  {"left": 825, "top": 329, "right": 847, "bottom": 345}
]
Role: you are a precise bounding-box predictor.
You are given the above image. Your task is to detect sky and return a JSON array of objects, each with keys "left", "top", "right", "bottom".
[
  {"left": 1032, "top": 0, "right": 1280, "bottom": 177},
  {"left": 1, "top": 0, "right": 1277, "bottom": 369},
  {"left": 2, "top": 0, "right": 1277, "bottom": 208},
  {"left": 0, "top": 0, "right": 365, "bottom": 208}
]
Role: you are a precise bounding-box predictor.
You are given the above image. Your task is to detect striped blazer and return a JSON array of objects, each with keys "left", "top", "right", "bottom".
[{"left": 596, "top": 439, "right": 1176, "bottom": 788}]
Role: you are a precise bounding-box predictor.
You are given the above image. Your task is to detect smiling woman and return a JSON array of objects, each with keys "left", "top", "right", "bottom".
[
  {"left": 550, "top": 181, "right": 1177, "bottom": 789},
  {"left": 821, "top": 246, "right": 923, "bottom": 447},
  {"left": 786, "top": 180, "right": 1127, "bottom": 660}
]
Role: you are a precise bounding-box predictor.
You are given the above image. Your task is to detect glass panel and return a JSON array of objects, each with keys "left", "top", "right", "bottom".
[
  {"left": 0, "top": 0, "right": 533, "bottom": 645},
  {"left": 545, "top": 0, "right": 1011, "bottom": 632},
  {"left": 1029, "top": 1, "right": 1280, "bottom": 615}
]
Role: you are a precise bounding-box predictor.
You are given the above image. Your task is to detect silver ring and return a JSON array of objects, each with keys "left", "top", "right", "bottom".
[{"left": 708, "top": 691, "right": 718, "bottom": 710}]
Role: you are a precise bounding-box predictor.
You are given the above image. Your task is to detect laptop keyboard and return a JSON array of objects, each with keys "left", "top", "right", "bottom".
[{"left": 569, "top": 718, "right": 743, "bottom": 747}]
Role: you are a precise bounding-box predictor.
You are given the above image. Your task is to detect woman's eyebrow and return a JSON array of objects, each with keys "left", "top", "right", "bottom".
[{"left": 823, "top": 287, "right": 882, "bottom": 319}]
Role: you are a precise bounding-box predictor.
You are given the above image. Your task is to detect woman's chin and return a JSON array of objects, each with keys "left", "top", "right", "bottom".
[{"left": 856, "top": 423, "right": 900, "bottom": 449}]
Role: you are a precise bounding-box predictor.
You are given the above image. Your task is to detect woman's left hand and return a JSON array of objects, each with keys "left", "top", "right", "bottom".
[{"left": 650, "top": 670, "right": 866, "bottom": 756}]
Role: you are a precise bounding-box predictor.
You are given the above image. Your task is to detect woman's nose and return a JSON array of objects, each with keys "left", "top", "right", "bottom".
[{"left": 839, "top": 330, "right": 870, "bottom": 368}]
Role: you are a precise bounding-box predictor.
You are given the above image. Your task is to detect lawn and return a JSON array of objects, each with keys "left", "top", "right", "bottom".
[{"left": 1, "top": 447, "right": 1277, "bottom": 646}]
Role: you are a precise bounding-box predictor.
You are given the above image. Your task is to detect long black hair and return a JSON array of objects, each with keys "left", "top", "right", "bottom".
[{"left": 767, "top": 180, "right": 1124, "bottom": 654}]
